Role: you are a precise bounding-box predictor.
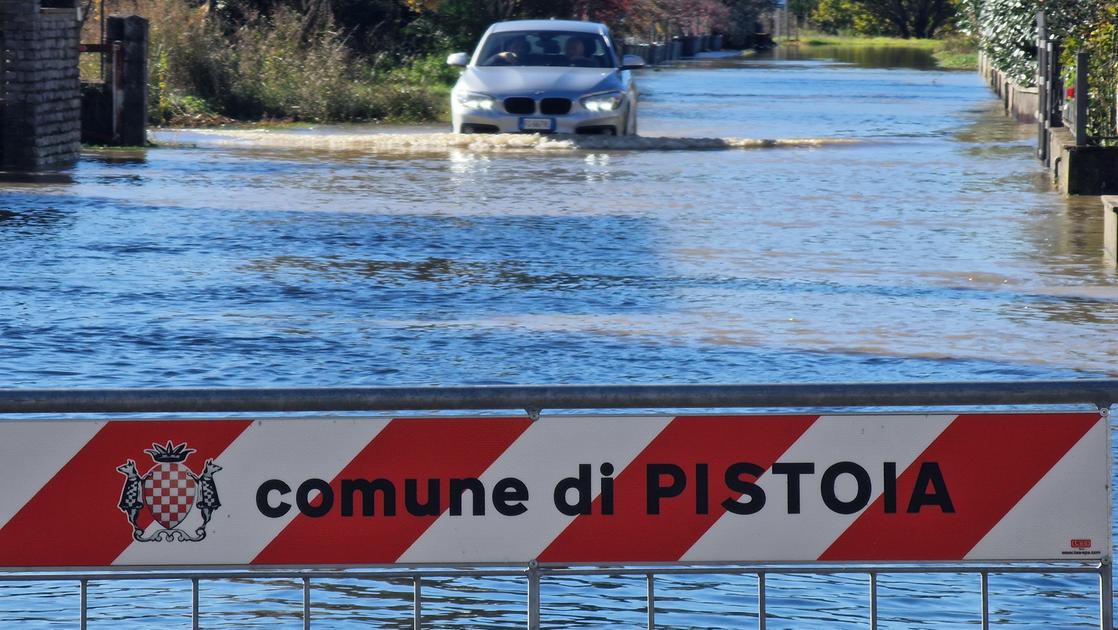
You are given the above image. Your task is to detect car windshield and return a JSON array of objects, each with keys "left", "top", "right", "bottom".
[{"left": 477, "top": 30, "right": 616, "bottom": 68}]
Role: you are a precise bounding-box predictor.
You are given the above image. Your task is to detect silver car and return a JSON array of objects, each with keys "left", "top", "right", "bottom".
[{"left": 447, "top": 20, "right": 644, "bottom": 135}]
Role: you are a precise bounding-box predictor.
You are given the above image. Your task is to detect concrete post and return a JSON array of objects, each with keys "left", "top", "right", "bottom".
[
  {"left": 105, "top": 15, "right": 148, "bottom": 146},
  {"left": 1104, "top": 197, "right": 1118, "bottom": 265}
]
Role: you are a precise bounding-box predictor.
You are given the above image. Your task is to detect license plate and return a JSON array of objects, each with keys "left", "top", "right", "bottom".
[{"left": 520, "top": 117, "right": 555, "bottom": 131}]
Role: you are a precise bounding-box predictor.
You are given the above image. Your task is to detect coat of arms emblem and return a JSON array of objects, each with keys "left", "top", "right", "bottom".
[{"left": 116, "top": 441, "right": 222, "bottom": 542}]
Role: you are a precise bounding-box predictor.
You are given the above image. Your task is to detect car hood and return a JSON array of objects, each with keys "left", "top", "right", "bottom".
[{"left": 456, "top": 66, "right": 620, "bottom": 97}]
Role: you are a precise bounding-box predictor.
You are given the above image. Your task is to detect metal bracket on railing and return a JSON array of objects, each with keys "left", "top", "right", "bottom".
[
  {"left": 1102, "top": 406, "right": 1115, "bottom": 630},
  {"left": 80, "top": 579, "right": 88, "bottom": 630},
  {"left": 192, "top": 577, "right": 200, "bottom": 630},
  {"left": 980, "top": 571, "right": 990, "bottom": 630},
  {"left": 525, "top": 407, "right": 541, "bottom": 422},
  {"left": 527, "top": 560, "right": 541, "bottom": 630},
  {"left": 413, "top": 576, "right": 422, "bottom": 630},
  {"left": 869, "top": 572, "right": 878, "bottom": 630},
  {"left": 1100, "top": 558, "right": 1114, "bottom": 630},
  {"left": 757, "top": 571, "right": 766, "bottom": 630}
]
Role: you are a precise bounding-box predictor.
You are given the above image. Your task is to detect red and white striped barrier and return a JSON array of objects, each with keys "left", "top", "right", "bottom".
[{"left": 0, "top": 412, "right": 1107, "bottom": 568}]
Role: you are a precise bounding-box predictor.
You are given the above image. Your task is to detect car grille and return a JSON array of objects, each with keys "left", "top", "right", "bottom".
[
  {"left": 503, "top": 97, "right": 535, "bottom": 114},
  {"left": 540, "top": 98, "right": 572, "bottom": 115}
]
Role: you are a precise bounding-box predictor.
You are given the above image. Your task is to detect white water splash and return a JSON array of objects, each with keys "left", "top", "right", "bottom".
[{"left": 161, "top": 129, "right": 858, "bottom": 153}]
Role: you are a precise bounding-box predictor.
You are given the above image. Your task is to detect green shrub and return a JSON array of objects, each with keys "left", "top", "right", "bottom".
[
  {"left": 146, "top": 0, "right": 231, "bottom": 123},
  {"left": 1062, "top": 2, "right": 1117, "bottom": 140},
  {"left": 971, "top": 0, "right": 1114, "bottom": 139},
  {"left": 810, "top": 0, "right": 891, "bottom": 36},
  {"left": 975, "top": 0, "right": 1104, "bottom": 86},
  {"left": 144, "top": 0, "right": 453, "bottom": 124},
  {"left": 932, "top": 35, "right": 979, "bottom": 69}
]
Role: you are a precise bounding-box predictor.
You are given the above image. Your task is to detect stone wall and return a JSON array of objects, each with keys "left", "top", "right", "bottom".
[
  {"left": 978, "top": 52, "right": 1038, "bottom": 124},
  {"left": 0, "top": 0, "right": 81, "bottom": 171},
  {"left": 979, "top": 51, "right": 1118, "bottom": 195},
  {"left": 1050, "top": 127, "right": 1118, "bottom": 195}
]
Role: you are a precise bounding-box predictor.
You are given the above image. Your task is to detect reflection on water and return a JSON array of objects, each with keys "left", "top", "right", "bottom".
[
  {"left": 760, "top": 44, "right": 940, "bottom": 70},
  {"left": 9, "top": 570, "right": 1087, "bottom": 629},
  {"left": 0, "top": 172, "right": 75, "bottom": 185},
  {"left": 1, "top": 46, "right": 1116, "bottom": 628},
  {"left": 81, "top": 148, "right": 149, "bottom": 165}
]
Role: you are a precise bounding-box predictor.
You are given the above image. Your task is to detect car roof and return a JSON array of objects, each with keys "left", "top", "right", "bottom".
[{"left": 487, "top": 20, "right": 609, "bottom": 36}]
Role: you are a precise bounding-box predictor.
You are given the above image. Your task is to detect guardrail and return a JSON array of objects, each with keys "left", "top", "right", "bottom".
[
  {"left": 2, "top": 379, "right": 1118, "bottom": 413},
  {"left": 0, "top": 562, "right": 1104, "bottom": 630},
  {"left": 0, "top": 380, "right": 1114, "bottom": 630}
]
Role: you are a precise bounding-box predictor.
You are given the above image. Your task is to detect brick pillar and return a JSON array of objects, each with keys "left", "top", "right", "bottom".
[
  {"left": 0, "top": 0, "right": 81, "bottom": 170},
  {"left": 0, "top": 0, "right": 42, "bottom": 169},
  {"left": 1, "top": 27, "right": 5, "bottom": 167}
]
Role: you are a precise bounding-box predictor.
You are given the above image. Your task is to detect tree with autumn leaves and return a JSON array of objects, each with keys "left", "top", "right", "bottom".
[
  {"left": 368, "top": 0, "right": 775, "bottom": 54},
  {"left": 206, "top": 0, "right": 778, "bottom": 59}
]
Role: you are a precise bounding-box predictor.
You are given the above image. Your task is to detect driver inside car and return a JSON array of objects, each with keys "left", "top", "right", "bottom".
[{"left": 485, "top": 36, "right": 531, "bottom": 66}]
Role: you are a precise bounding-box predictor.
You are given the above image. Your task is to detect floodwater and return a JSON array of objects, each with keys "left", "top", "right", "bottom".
[{"left": 0, "top": 46, "right": 1115, "bottom": 628}]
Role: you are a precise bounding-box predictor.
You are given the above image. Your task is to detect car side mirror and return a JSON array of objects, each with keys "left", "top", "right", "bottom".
[
  {"left": 447, "top": 52, "right": 470, "bottom": 67},
  {"left": 621, "top": 54, "right": 646, "bottom": 70}
]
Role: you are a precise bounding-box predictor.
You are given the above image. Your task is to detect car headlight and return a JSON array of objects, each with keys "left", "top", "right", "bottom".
[
  {"left": 581, "top": 91, "right": 624, "bottom": 112},
  {"left": 456, "top": 91, "right": 496, "bottom": 111}
]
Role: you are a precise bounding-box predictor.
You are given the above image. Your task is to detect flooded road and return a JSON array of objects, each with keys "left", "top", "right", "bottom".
[{"left": 1, "top": 47, "right": 1115, "bottom": 627}]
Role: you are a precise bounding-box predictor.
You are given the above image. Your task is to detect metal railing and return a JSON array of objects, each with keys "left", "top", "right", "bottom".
[
  {"left": 1063, "top": 50, "right": 1091, "bottom": 147},
  {"left": 2, "top": 379, "right": 1118, "bottom": 414},
  {"left": 1037, "top": 12, "right": 1101, "bottom": 152},
  {"left": 1, "top": 379, "right": 1115, "bottom": 630},
  {"left": 0, "top": 562, "right": 1108, "bottom": 630},
  {"left": 1037, "top": 12, "right": 1060, "bottom": 161}
]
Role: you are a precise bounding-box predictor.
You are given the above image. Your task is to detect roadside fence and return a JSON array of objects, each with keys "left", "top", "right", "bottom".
[
  {"left": 0, "top": 380, "right": 1114, "bottom": 630},
  {"left": 1036, "top": 11, "right": 1118, "bottom": 156}
]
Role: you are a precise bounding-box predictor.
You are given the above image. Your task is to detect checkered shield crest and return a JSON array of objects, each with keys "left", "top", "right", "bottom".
[{"left": 142, "top": 461, "right": 197, "bottom": 529}]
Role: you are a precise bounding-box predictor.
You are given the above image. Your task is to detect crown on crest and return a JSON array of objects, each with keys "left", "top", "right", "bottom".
[{"left": 144, "top": 441, "right": 196, "bottom": 463}]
